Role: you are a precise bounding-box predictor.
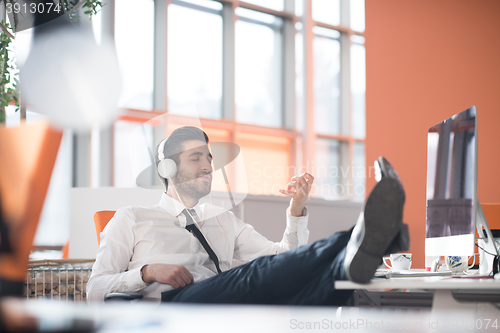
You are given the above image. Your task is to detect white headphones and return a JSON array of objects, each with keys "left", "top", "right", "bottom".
[
  {"left": 157, "top": 138, "right": 177, "bottom": 179},
  {"left": 158, "top": 158, "right": 177, "bottom": 179}
]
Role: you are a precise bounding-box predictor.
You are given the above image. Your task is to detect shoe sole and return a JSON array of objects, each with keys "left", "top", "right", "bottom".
[
  {"left": 346, "top": 178, "right": 405, "bottom": 283},
  {"left": 395, "top": 223, "right": 410, "bottom": 253},
  {"left": 378, "top": 157, "right": 405, "bottom": 201}
]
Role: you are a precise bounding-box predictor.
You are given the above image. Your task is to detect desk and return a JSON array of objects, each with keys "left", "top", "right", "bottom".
[
  {"left": 5, "top": 298, "right": 500, "bottom": 333},
  {"left": 336, "top": 276, "right": 500, "bottom": 314}
]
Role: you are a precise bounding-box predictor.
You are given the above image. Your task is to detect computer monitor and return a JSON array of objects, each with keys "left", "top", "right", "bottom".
[{"left": 425, "top": 106, "right": 499, "bottom": 273}]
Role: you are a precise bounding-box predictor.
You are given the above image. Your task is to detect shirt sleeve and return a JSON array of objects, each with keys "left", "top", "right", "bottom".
[
  {"left": 233, "top": 204, "right": 309, "bottom": 262},
  {"left": 87, "top": 209, "right": 149, "bottom": 303}
]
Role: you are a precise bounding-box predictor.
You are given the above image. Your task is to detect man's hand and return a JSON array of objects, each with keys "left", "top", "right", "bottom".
[
  {"left": 141, "top": 264, "right": 194, "bottom": 289},
  {"left": 279, "top": 172, "right": 314, "bottom": 217}
]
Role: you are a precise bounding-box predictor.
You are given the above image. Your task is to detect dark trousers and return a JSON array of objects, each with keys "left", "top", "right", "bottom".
[{"left": 161, "top": 229, "right": 353, "bottom": 306}]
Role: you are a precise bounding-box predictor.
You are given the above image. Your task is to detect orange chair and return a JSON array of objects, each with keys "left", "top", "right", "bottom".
[
  {"left": 62, "top": 240, "right": 69, "bottom": 259},
  {"left": 93, "top": 211, "right": 116, "bottom": 246}
]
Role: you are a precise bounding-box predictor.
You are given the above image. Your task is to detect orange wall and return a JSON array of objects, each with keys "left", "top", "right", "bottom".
[{"left": 365, "top": 0, "right": 500, "bottom": 268}]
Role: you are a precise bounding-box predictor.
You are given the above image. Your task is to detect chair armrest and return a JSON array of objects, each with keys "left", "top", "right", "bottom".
[{"left": 104, "top": 292, "right": 144, "bottom": 302}]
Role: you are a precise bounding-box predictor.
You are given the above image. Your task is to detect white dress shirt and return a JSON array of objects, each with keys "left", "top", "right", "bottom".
[{"left": 87, "top": 193, "right": 309, "bottom": 302}]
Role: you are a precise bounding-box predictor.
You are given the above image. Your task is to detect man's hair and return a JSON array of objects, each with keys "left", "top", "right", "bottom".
[{"left": 155, "top": 126, "right": 209, "bottom": 190}]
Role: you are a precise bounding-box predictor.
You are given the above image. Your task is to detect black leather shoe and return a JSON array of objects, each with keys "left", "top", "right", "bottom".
[
  {"left": 376, "top": 156, "right": 404, "bottom": 199},
  {"left": 377, "top": 156, "right": 410, "bottom": 255},
  {"left": 385, "top": 223, "right": 410, "bottom": 255},
  {"left": 344, "top": 158, "right": 406, "bottom": 283}
]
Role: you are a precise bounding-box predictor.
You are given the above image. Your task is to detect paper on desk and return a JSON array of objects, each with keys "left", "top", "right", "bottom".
[{"left": 374, "top": 269, "right": 453, "bottom": 278}]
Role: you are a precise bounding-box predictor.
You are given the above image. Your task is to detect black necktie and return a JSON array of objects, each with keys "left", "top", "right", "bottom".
[{"left": 182, "top": 209, "right": 222, "bottom": 274}]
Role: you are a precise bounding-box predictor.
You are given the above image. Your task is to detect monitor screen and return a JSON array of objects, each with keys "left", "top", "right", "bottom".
[{"left": 425, "top": 106, "right": 477, "bottom": 256}]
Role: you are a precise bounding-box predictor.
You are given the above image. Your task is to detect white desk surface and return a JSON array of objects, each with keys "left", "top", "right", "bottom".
[
  {"left": 336, "top": 276, "right": 500, "bottom": 290},
  {"left": 8, "top": 299, "right": 499, "bottom": 333}
]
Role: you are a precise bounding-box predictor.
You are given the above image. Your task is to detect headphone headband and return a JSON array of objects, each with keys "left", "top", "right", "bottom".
[{"left": 157, "top": 138, "right": 168, "bottom": 161}]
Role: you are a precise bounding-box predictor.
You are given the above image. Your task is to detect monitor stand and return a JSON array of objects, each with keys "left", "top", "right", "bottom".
[{"left": 475, "top": 201, "right": 500, "bottom": 275}]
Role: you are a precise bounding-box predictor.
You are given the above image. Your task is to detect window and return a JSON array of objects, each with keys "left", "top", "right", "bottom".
[
  {"left": 18, "top": 0, "right": 366, "bottom": 246},
  {"left": 235, "top": 8, "right": 282, "bottom": 127},
  {"left": 114, "top": 120, "right": 154, "bottom": 187},
  {"left": 115, "top": 0, "right": 155, "bottom": 110},
  {"left": 313, "top": 27, "right": 341, "bottom": 136},
  {"left": 95, "top": 0, "right": 366, "bottom": 201},
  {"left": 167, "top": 2, "right": 223, "bottom": 119},
  {"left": 315, "top": 138, "right": 341, "bottom": 199},
  {"left": 0, "top": 0, "right": 368, "bottom": 253},
  {"left": 350, "top": 0, "right": 365, "bottom": 32},
  {"left": 295, "top": 24, "right": 305, "bottom": 132},
  {"left": 351, "top": 35, "right": 366, "bottom": 139},
  {"left": 307, "top": 0, "right": 366, "bottom": 201},
  {"left": 35, "top": 131, "right": 72, "bottom": 246},
  {"left": 235, "top": 132, "right": 291, "bottom": 195},
  {"left": 312, "top": 0, "right": 340, "bottom": 26}
]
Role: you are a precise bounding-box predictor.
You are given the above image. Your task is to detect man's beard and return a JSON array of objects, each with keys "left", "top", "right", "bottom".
[{"left": 173, "top": 170, "right": 212, "bottom": 201}]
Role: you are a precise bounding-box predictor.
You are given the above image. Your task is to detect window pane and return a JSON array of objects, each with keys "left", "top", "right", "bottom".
[
  {"left": 353, "top": 142, "right": 365, "bottom": 201},
  {"left": 350, "top": 0, "right": 365, "bottom": 32},
  {"left": 351, "top": 43, "right": 366, "bottom": 139},
  {"left": 90, "top": 127, "right": 100, "bottom": 188},
  {"left": 115, "top": 0, "right": 154, "bottom": 110},
  {"left": 240, "top": 0, "right": 284, "bottom": 11},
  {"left": 114, "top": 120, "right": 154, "bottom": 187},
  {"left": 295, "top": 32, "right": 304, "bottom": 132},
  {"left": 178, "top": 0, "right": 223, "bottom": 10},
  {"left": 34, "top": 131, "right": 72, "bottom": 246},
  {"left": 312, "top": 0, "right": 340, "bottom": 26},
  {"left": 295, "top": 0, "right": 303, "bottom": 16},
  {"left": 235, "top": 13, "right": 282, "bottom": 127},
  {"left": 167, "top": 4, "right": 223, "bottom": 119},
  {"left": 314, "top": 138, "right": 341, "bottom": 199},
  {"left": 314, "top": 36, "right": 341, "bottom": 135},
  {"left": 5, "top": 107, "right": 47, "bottom": 127},
  {"left": 91, "top": 7, "right": 102, "bottom": 45},
  {"left": 235, "top": 132, "right": 290, "bottom": 195}
]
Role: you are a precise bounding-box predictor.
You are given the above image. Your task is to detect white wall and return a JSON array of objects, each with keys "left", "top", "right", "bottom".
[
  {"left": 69, "top": 188, "right": 362, "bottom": 259},
  {"left": 70, "top": 187, "right": 164, "bottom": 258}
]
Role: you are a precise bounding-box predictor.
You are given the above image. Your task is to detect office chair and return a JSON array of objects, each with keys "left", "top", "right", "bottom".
[{"left": 93, "top": 210, "right": 143, "bottom": 302}]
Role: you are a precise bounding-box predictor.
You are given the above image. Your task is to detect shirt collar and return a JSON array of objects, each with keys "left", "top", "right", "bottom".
[{"left": 159, "top": 192, "right": 202, "bottom": 219}]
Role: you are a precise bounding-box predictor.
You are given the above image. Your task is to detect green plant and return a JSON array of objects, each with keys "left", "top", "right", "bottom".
[
  {"left": 60, "top": 0, "right": 104, "bottom": 22},
  {"left": 83, "top": 0, "right": 104, "bottom": 16},
  {"left": 0, "top": 0, "right": 104, "bottom": 124},
  {"left": 0, "top": 20, "right": 18, "bottom": 123}
]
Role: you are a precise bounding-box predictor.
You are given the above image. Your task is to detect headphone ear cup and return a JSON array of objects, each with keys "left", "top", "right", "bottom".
[{"left": 158, "top": 159, "right": 177, "bottom": 179}]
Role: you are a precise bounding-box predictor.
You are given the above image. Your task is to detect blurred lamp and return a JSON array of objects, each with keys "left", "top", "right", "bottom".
[{"left": 20, "top": 16, "right": 121, "bottom": 132}]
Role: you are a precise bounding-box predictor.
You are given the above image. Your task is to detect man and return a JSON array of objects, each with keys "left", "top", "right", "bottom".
[
  {"left": 88, "top": 126, "right": 312, "bottom": 302},
  {"left": 88, "top": 126, "right": 409, "bottom": 304}
]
